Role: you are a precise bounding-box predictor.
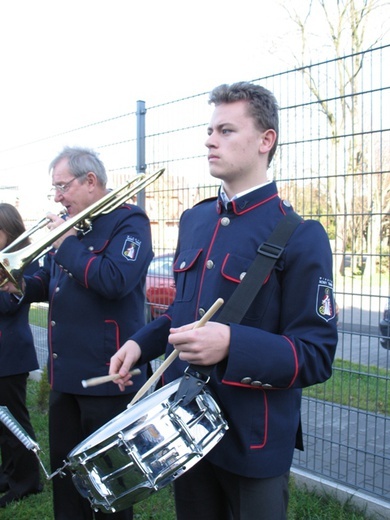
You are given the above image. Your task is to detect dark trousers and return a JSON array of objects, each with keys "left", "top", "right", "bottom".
[
  {"left": 0, "top": 373, "right": 42, "bottom": 497},
  {"left": 174, "top": 458, "right": 290, "bottom": 520},
  {"left": 49, "top": 391, "right": 134, "bottom": 520}
]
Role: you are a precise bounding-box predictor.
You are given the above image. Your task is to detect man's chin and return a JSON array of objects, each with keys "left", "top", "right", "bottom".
[{"left": 209, "top": 169, "right": 224, "bottom": 181}]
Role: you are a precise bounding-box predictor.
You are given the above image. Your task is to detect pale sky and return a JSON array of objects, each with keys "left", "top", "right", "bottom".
[
  {"left": 0, "top": 0, "right": 291, "bottom": 150},
  {"left": 0, "top": 0, "right": 388, "bottom": 210}
]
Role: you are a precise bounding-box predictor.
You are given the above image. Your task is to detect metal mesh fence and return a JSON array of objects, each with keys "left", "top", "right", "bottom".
[{"left": 1, "top": 45, "right": 389, "bottom": 506}]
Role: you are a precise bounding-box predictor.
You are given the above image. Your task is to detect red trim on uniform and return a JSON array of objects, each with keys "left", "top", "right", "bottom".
[
  {"left": 195, "top": 220, "right": 222, "bottom": 316},
  {"left": 91, "top": 240, "right": 109, "bottom": 254},
  {"left": 105, "top": 319, "right": 120, "bottom": 350},
  {"left": 282, "top": 335, "right": 299, "bottom": 387},
  {"left": 84, "top": 256, "right": 97, "bottom": 288},
  {"left": 48, "top": 285, "right": 58, "bottom": 388},
  {"left": 251, "top": 390, "right": 268, "bottom": 449},
  {"left": 173, "top": 250, "right": 202, "bottom": 273},
  {"left": 222, "top": 380, "right": 258, "bottom": 389},
  {"left": 221, "top": 254, "right": 240, "bottom": 283},
  {"left": 221, "top": 255, "right": 271, "bottom": 285},
  {"left": 231, "top": 193, "right": 278, "bottom": 215},
  {"left": 222, "top": 380, "right": 268, "bottom": 449}
]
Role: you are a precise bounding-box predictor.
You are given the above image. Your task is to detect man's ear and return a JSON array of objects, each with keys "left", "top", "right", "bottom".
[
  {"left": 85, "top": 171, "right": 98, "bottom": 190},
  {"left": 259, "top": 129, "right": 277, "bottom": 154}
]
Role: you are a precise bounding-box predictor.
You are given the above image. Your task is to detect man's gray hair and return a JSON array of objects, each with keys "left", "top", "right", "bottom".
[{"left": 49, "top": 146, "right": 107, "bottom": 186}]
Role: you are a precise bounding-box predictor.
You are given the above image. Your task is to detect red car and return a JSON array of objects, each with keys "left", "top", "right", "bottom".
[{"left": 145, "top": 253, "right": 176, "bottom": 322}]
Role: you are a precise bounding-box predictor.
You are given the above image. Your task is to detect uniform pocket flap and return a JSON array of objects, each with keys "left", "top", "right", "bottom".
[
  {"left": 221, "top": 253, "right": 254, "bottom": 283},
  {"left": 173, "top": 249, "right": 203, "bottom": 273}
]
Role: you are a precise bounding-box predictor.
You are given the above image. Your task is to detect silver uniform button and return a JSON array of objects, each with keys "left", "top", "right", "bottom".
[
  {"left": 180, "top": 261, "right": 186, "bottom": 269},
  {"left": 283, "top": 200, "right": 292, "bottom": 207},
  {"left": 262, "top": 383, "right": 273, "bottom": 388},
  {"left": 251, "top": 380, "right": 263, "bottom": 387},
  {"left": 51, "top": 321, "right": 56, "bottom": 327},
  {"left": 52, "top": 353, "right": 58, "bottom": 359},
  {"left": 241, "top": 377, "right": 252, "bottom": 384},
  {"left": 206, "top": 260, "right": 214, "bottom": 269},
  {"left": 221, "top": 217, "right": 230, "bottom": 226},
  {"left": 88, "top": 246, "right": 94, "bottom": 251},
  {"left": 198, "top": 308, "right": 205, "bottom": 317},
  {"left": 68, "top": 272, "right": 73, "bottom": 278},
  {"left": 240, "top": 272, "right": 246, "bottom": 281},
  {"left": 55, "top": 287, "right": 60, "bottom": 293}
]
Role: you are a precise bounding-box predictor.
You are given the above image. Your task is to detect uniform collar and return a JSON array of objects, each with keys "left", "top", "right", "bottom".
[
  {"left": 220, "top": 180, "right": 273, "bottom": 208},
  {"left": 217, "top": 181, "right": 279, "bottom": 215}
]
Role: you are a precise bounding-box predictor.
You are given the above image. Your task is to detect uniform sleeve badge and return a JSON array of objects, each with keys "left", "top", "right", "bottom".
[
  {"left": 122, "top": 236, "right": 141, "bottom": 261},
  {"left": 316, "top": 277, "right": 336, "bottom": 322}
]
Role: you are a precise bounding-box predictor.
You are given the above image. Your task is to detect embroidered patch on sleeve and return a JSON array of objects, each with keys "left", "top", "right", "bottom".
[
  {"left": 122, "top": 236, "right": 141, "bottom": 261},
  {"left": 316, "top": 277, "right": 336, "bottom": 322}
]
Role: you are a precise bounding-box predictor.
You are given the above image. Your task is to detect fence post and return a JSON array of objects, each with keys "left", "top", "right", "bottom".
[{"left": 136, "top": 99, "right": 146, "bottom": 210}]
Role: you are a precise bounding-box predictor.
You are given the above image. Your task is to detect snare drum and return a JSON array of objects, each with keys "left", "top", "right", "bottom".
[{"left": 67, "top": 378, "right": 228, "bottom": 513}]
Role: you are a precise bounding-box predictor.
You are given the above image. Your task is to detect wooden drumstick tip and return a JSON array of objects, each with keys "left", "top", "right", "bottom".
[{"left": 81, "top": 368, "right": 142, "bottom": 388}]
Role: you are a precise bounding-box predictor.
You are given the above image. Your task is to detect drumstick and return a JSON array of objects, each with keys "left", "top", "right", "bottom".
[
  {"left": 128, "top": 297, "right": 224, "bottom": 406},
  {"left": 81, "top": 368, "right": 142, "bottom": 388}
]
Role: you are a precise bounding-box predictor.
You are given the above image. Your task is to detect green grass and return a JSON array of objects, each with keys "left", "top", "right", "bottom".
[
  {"left": 0, "top": 378, "right": 377, "bottom": 519},
  {"left": 304, "top": 358, "right": 389, "bottom": 415},
  {"left": 29, "top": 304, "right": 48, "bottom": 328}
]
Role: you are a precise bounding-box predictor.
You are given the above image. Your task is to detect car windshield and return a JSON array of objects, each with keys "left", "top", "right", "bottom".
[{"left": 148, "top": 256, "right": 173, "bottom": 277}]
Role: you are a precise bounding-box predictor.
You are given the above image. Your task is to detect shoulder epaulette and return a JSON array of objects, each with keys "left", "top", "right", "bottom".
[{"left": 193, "top": 196, "right": 218, "bottom": 208}]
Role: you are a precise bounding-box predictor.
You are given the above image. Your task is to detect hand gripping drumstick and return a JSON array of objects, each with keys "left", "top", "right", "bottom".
[
  {"left": 81, "top": 368, "right": 142, "bottom": 388},
  {"left": 128, "top": 297, "right": 224, "bottom": 407}
]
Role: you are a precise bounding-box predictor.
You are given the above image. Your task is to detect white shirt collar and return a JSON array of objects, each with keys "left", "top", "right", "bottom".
[{"left": 220, "top": 180, "right": 273, "bottom": 208}]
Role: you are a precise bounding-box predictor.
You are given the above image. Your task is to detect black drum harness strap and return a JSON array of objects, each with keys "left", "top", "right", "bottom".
[{"left": 175, "top": 211, "right": 303, "bottom": 406}]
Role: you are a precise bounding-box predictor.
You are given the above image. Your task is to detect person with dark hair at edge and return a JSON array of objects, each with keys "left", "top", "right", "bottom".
[{"left": 0, "top": 203, "right": 42, "bottom": 508}]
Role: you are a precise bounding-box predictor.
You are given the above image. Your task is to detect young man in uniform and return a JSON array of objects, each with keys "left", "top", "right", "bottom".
[{"left": 109, "top": 82, "right": 338, "bottom": 520}]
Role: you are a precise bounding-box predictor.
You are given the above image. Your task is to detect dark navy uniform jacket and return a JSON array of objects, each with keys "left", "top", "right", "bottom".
[
  {"left": 23, "top": 204, "right": 153, "bottom": 396},
  {"left": 132, "top": 181, "right": 338, "bottom": 479},
  {"left": 0, "top": 262, "right": 39, "bottom": 377}
]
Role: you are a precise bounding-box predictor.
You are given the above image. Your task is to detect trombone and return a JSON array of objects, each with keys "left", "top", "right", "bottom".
[{"left": 0, "top": 168, "right": 165, "bottom": 294}]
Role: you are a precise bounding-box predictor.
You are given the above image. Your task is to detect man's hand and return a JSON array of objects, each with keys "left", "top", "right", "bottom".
[
  {"left": 0, "top": 272, "right": 25, "bottom": 295},
  {"left": 168, "top": 321, "right": 230, "bottom": 365},
  {"left": 46, "top": 212, "right": 76, "bottom": 250},
  {"left": 109, "top": 340, "right": 142, "bottom": 391}
]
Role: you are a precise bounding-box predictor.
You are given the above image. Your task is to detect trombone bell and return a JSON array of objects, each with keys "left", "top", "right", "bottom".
[{"left": 0, "top": 168, "right": 165, "bottom": 294}]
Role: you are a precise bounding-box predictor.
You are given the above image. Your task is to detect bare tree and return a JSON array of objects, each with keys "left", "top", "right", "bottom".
[{"left": 280, "top": 0, "right": 389, "bottom": 277}]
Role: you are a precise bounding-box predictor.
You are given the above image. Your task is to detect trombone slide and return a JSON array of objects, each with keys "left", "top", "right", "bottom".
[{"left": 0, "top": 168, "right": 165, "bottom": 293}]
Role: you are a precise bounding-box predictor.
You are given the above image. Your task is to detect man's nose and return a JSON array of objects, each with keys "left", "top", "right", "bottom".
[
  {"left": 205, "top": 134, "right": 216, "bottom": 148},
  {"left": 54, "top": 191, "right": 64, "bottom": 204}
]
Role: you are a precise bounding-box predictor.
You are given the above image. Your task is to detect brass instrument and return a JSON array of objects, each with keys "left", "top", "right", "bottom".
[
  {"left": 0, "top": 168, "right": 165, "bottom": 293},
  {"left": 1, "top": 210, "right": 68, "bottom": 254}
]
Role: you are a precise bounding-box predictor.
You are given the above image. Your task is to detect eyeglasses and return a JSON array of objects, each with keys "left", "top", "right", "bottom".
[{"left": 50, "top": 177, "right": 78, "bottom": 195}]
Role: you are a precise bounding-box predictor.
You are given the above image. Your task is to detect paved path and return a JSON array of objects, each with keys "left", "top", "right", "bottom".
[
  {"left": 294, "top": 327, "right": 389, "bottom": 506},
  {"left": 293, "top": 398, "right": 390, "bottom": 503}
]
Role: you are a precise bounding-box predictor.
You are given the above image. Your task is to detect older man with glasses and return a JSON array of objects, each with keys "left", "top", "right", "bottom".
[{"left": 1, "top": 146, "right": 153, "bottom": 520}]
